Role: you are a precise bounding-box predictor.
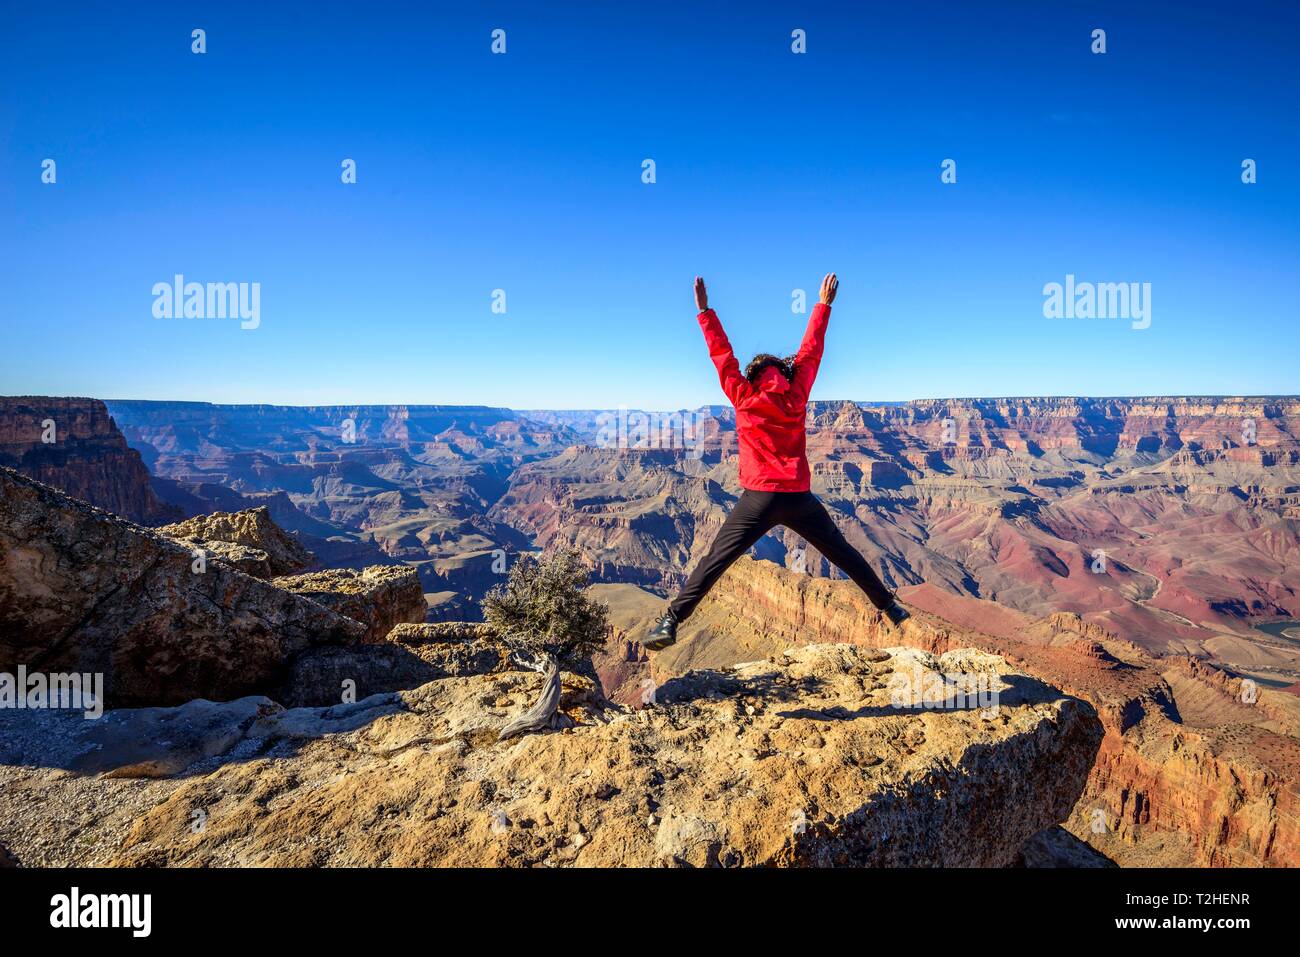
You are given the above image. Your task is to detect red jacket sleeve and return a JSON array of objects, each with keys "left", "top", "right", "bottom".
[
  {"left": 790, "top": 302, "right": 831, "bottom": 400},
  {"left": 697, "top": 309, "right": 752, "bottom": 407}
]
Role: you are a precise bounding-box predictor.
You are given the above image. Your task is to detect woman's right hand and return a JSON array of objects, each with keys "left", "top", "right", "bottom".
[{"left": 694, "top": 276, "right": 709, "bottom": 312}]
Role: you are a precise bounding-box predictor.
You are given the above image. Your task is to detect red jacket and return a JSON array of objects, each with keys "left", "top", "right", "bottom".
[{"left": 697, "top": 302, "right": 830, "bottom": 492}]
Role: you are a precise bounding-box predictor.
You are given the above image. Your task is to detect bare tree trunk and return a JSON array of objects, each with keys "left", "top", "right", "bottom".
[{"left": 498, "top": 655, "right": 563, "bottom": 741}]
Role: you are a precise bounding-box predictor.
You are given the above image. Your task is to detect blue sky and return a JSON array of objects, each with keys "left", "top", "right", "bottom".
[{"left": 2, "top": 1, "right": 1297, "bottom": 408}]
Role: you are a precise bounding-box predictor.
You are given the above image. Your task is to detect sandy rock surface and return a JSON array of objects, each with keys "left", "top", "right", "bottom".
[{"left": 0, "top": 643, "right": 1101, "bottom": 867}]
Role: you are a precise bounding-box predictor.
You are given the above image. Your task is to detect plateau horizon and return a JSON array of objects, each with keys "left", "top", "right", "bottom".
[{"left": 82, "top": 394, "right": 1300, "bottom": 413}]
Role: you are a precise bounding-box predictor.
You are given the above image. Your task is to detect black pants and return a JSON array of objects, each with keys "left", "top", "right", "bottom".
[{"left": 669, "top": 490, "right": 895, "bottom": 621}]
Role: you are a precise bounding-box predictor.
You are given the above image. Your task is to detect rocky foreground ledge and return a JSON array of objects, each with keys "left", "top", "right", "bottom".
[{"left": 0, "top": 643, "right": 1101, "bottom": 867}]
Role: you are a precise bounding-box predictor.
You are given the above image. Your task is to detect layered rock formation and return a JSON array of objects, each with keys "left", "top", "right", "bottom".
[
  {"left": 273, "top": 566, "right": 426, "bottom": 642},
  {"left": 0, "top": 397, "right": 180, "bottom": 525},
  {"left": 104, "top": 396, "right": 1300, "bottom": 677},
  {"left": 158, "top": 506, "right": 314, "bottom": 578},
  {"left": 870, "top": 396, "right": 1300, "bottom": 458},
  {"left": 594, "top": 557, "right": 1300, "bottom": 867},
  {"left": 0, "top": 467, "right": 364, "bottom": 707},
  {"left": 489, "top": 398, "right": 1300, "bottom": 695},
  {"left": 105, "top": 400, "right": 561, "bottom": 580},
  {"left": 0, "top": 644, "right": 1101, "bottom": 867},
  {"left": 490, "top": 446, "right": 733, "bottom": 593}
]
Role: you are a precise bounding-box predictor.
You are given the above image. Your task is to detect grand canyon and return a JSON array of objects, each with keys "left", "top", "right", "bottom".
[{"left": 1, "top": 394, "right": 1296, "bottom": 868}]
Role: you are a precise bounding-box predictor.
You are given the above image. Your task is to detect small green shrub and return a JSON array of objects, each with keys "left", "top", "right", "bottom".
[{"left": 482, "top": 547, "right": 609, "bottom": 667}]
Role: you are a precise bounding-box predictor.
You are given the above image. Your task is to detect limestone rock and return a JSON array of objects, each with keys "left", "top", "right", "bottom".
[
  {"left": 187, "top": 538, "right": 278, "bottom": 577},
  {"left": 0, "top": 467, "right": 364, "bottom": 707},
  {"left": 273, "top": 565, "right": 426, "bottom": 642},
  {"left": 157, "top": 504, "right": 314, "bottom": 579},
  {"left": 0, "top": 643, "right": 1103, "bottom": 867},
  {"left": 158, "top": 506, "right": 314, "bottom": 578}
]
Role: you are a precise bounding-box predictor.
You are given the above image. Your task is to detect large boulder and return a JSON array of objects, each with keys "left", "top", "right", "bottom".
[
  {"left": 0, "top": 642, "right": 1102, "bottom": 867},
  {"left": 0, "top": 467, "right": 364, "bottom": 707},
  {"left": 272, "top": 566, "right": 426, "bottom": 643},
  {"left": 157, "top": 506, "right": 314, "bottom": 579}
]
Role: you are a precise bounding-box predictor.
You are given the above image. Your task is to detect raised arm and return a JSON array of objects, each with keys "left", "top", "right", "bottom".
[
  {"left": 790, "top": 273, "right": 837, "bottom": 400},
  {"left": 694, "top": 276, "right": 751, "bottom": 407}
]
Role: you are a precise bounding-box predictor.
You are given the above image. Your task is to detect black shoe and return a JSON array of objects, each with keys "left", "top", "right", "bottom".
[
  {"left": 882, "top": 600, "right": 910, "bottom": 627},
  {"left": 641, "top": 611, "right": 679, "bottom": 650}
]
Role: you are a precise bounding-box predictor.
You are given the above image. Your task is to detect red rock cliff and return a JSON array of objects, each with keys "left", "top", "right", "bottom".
[{"left": 0, "top": 396, "right": 179, "bottom": 525}]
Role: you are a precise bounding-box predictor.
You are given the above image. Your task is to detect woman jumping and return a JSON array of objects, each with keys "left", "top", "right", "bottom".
[{"left": 642, "top": 273, "right": 910, "bottom": 650}]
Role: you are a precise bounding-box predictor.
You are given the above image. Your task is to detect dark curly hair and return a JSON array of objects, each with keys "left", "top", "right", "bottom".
[{"left": 745, "top": 353, "right": 797, "bottom": 384}]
